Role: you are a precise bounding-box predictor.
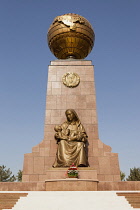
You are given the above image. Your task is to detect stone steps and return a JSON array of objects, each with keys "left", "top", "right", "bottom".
[
  {"left": 2, "top": 191, "right": 135, "bottom": 210},
  {"left": 117, "top": 192, "right": 140, "bottom": 208},
  {"left": 0, "top": 193, "right": 28, "bottom": 210}
]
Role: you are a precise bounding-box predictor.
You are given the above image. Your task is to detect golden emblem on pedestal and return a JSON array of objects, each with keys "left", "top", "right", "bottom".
[
  {"left": 47, "top": 13, "right": 95, "bottom": 59},
  {"left": 62, "top": 72, "right": 80, "bottom": 88}
]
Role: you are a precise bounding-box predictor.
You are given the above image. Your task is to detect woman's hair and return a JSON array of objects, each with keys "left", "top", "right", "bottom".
[{"left": 65, "top": 109, "right": 79, "bottom": 122}]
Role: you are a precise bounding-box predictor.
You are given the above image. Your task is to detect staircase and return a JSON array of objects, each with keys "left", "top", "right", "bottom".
[
  {"left": 0, "top": 193, "right": 28, "bottom": 210},
  {"left": 1, "top": 191, "right": 136, "bottom": 210},
  {"left": 117, "top": 192, "right": 140, "bottom": 208}
]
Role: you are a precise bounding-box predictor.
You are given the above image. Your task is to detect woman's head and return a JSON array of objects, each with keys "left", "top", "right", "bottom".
[{"left": 65, "top": 109, "right": 79, "bottom": 122}]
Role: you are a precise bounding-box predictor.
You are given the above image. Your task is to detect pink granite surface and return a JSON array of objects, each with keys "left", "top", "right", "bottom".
[
  {"left": 0, "top": 181, "right": 140, "bottom": 191},
  {"left": 22, "top": 60, "right": 120, "bottom": 182}
]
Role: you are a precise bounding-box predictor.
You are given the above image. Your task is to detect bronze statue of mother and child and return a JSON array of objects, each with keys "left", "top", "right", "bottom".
[{"left": 53, "top": 109, "right": 89, "bottom": 167}]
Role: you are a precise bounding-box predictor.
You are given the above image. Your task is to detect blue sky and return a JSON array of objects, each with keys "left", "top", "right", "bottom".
[{"left": 0, "top": 0, "right": 140, "bottom": 178}]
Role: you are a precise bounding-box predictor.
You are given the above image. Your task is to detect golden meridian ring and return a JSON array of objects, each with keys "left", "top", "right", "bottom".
[{"left": 62, "top": 72, "right": 80, "bottom": 88}]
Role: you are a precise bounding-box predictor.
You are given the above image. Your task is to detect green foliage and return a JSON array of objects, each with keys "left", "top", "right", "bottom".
[
  {"left": 0, "top": 165, "right": 16, "bottom": 182},
  {"left": 126, "top": 167, "right": 140, "bottom": 181},
  {"left": 17, "top": 170, "right": 22, "bottom": 182},
  {"left": 120, "top": 171, "right": 125, "bottom": 181}
]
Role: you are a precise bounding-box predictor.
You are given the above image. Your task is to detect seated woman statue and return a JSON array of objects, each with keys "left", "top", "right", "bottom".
[{"left": 53, "top": 109, "right": 89, "bottom": 167}]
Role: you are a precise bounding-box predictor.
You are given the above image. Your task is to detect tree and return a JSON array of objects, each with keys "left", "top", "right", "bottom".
[
  {"left": 120, "top": 171, "right": 125, "bottom": 181},
  {"left": 17, "top": 170, "right": 22, "bottom": 182},
  {"left": 0, "top": 165, "right": 16, "bottom": 182},
  {"left": 126, "top": 167, "right": 140, "bottom": 181}
]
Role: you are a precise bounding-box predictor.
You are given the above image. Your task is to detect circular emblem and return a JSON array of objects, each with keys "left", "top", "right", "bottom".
[{"left": 62, "top": 72, "right": 80, "bottom": 88}]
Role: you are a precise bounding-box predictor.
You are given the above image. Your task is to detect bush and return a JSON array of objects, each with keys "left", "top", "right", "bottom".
[
  {"left": 0, "top": 165, "right": 16, "bottom": 182},
  {"left": 127, "top": 167, "right": 140, "bottom": 181}
]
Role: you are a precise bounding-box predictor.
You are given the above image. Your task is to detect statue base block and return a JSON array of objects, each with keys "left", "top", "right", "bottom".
[
  {"left": 45, "top": 167, "right": 97, "bottom": 180},
  {"left": 45, "top": 179, "right": 98, "bottom": 191}
]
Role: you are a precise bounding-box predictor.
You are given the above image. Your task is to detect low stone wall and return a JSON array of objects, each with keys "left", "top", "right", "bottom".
[
  {"left": 0, "top": 181, "right": 140, "bottom": 191},
  {"left": 0, "top": 182, "right": 45, "bottom": 191},
  {"left": 98, "top": 181, "right": 140, "bottom": 191}
]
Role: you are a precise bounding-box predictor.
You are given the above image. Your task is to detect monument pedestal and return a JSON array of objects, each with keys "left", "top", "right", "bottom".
[
  {"left": 45, "top": 179, "right": 98, "bottom": 191},
  {"left": 45, "top": 167, "right": 98, "bottom": 191},
  {"left": 45, "top": 167, "right": 97, "bottom": 180},
  {"left": 22, "top": 59, "right": 120, "bottom": 183}
]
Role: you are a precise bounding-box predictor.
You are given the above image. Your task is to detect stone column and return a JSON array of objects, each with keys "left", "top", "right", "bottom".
[{"left": 22, "top": 59, "right": 120, "bottom": 182}]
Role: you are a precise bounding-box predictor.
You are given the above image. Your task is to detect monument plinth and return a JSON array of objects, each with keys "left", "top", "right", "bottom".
[{"left": 22, "top": 14, "right": 120, "bottom": 186}]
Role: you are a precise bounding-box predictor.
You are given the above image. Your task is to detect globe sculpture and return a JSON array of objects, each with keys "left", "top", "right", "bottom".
[{"left": 47, "top": 13, "right": 95, "bottom": 59}]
